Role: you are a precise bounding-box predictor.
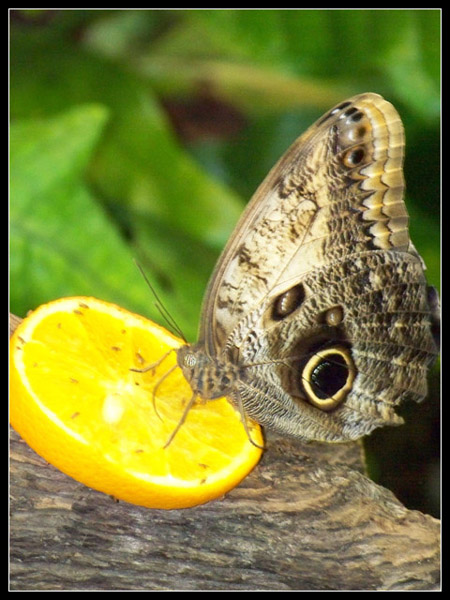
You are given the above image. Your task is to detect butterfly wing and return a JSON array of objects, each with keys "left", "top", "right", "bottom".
[
  {"left": 199, "top": 93, "right": 409, "bottom": 351},
  {"left": 193, "top": 93, "right": 438, "bottom": 441}
]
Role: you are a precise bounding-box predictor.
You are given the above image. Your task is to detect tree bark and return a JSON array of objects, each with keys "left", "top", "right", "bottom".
[{"left": 9, "top": 316, "right": 440, "bottom": 591}]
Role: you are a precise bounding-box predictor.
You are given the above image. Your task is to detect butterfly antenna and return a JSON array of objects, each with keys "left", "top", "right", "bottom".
[
  {"left": 130, "top": 350, "right": 177, "bottom": 421},
  {"left": 134, "top": 260, "right": 187, "bottom": 343}
]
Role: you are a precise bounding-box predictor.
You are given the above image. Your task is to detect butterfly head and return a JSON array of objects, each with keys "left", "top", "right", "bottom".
[{"left": 176, "top": 344, "right": 240, "bottom": 400}]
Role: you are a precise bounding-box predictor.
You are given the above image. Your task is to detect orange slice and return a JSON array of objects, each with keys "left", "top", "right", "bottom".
[{"left": 9, "top": 297, "right": 263, "bottom": 509}]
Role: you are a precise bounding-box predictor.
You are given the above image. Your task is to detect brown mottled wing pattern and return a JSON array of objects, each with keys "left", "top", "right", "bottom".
[
  {"left": 199, "top": 94, "right": 410, "bottom": 351},
  {"left": 181, "top": 93, "right": 438, "bottom": 442}
]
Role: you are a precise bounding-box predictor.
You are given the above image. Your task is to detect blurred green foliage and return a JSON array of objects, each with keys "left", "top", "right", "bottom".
[{"left": 10, "top": 9, "right": 440, "bottom": 515}]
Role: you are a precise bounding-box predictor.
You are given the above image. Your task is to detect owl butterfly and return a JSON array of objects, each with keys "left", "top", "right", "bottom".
[{"left": 174, "top": 93, "right": 439, "bottom": 445}]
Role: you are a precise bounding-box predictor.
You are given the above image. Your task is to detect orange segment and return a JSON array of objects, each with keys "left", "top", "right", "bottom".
[{"left": 9, "top": 297, "right": 263, "bottom": 509}]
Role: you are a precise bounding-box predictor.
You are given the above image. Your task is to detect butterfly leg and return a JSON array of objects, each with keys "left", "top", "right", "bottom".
[
  {"left": 235, "top": 394, "right": 265, "bottom": 450},
  {"left": 163, "top": 392, "right": 198, "bottom": 449}
]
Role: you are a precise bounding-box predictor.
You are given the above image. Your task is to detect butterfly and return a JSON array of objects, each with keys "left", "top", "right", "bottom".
[{"left": 170, "top": 93, "right": 439, "bottom": 446}]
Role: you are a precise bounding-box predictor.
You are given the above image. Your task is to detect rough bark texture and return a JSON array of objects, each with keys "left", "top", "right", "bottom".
[{"left": 9, "top": 316, "right": 440, "bottom": 591}]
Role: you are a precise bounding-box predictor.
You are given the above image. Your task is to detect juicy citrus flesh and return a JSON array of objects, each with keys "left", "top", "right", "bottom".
[{"left": 9, "top": 297, "right": 263, "bottom": 509}]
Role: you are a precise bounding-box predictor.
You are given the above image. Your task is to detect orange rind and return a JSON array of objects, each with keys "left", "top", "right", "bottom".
[{"left": 9, "top": 297, "right": 263, "bottom": 509}]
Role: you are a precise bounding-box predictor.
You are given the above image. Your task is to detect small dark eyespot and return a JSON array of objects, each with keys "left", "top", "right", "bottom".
[
  {"left": 344, "top": 108, "right": 363, "bottom": 123},
  {"left": 356, "top": 126, "right": 367, "bottom": 137},
  {"left": 272, "top": 284, "right": 305, "bottom": 321},
  {"left": 342, "top": 146, "right": 365, "bottom": 168},
  {"left": 336, "top": 101, "right": 352, "bottom": 112},
  {"left": 343, "top": 106, "right": 358, "bottom": 117},
  {"left": 319, "top": 306, "right": 344, "bottom": 327}
]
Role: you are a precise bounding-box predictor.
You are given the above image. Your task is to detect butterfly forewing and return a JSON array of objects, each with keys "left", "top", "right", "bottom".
[{"left": 199, "top": 93, "right": 410, "bottom": 354}]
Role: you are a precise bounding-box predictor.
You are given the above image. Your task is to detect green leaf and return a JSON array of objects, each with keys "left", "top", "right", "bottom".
[
  {"left": 10, "top": 34, "right": 248, "bottom": 339},
  {"left": 10, "top": 105, "right": 159, "bottom": 322},
  {"left": 10, "top": 10, "right": 440, "bottom": 339}
]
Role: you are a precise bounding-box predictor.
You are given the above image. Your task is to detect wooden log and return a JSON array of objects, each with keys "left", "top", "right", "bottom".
[{"left": 9, "top": 315, "right": 440, "bottom": 590}]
